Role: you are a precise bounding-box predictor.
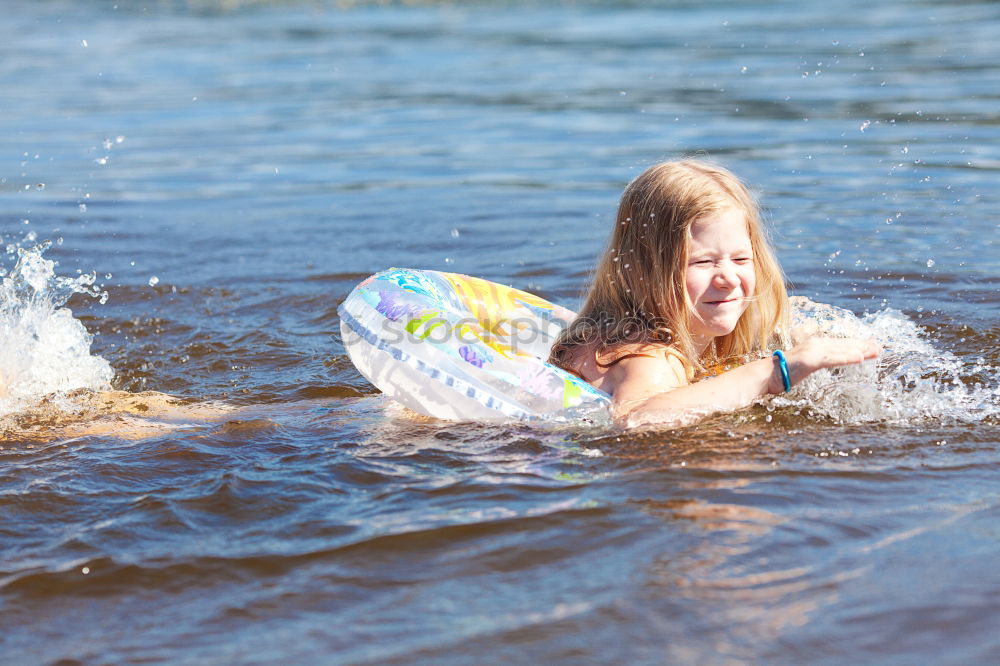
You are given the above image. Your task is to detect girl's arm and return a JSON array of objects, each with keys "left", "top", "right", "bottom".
[{"left": 611, "top": 337, "right": 880, "bottom": 428}]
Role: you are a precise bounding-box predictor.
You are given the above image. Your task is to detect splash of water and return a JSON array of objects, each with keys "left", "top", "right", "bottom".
[
  {"left": 0, "top": 239, "right": 113, "bottom": 418},
  {"left": 775, "top": 297, "right": 999, "bottom": 425}
]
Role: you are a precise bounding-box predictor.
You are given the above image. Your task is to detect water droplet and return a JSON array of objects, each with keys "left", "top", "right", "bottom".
[
  {"left": 81, "top": 39, "right": 89, "bottom": 48},
  {"left": 740, "top": 66, "right": 748, "bottom": 73},
  {"left": 78, "top": 203, "right": 87, "bottom": 213},
  {"left": 35, "top": 183, "right": 45, "bottom": 191},
  {"left": 859, "top": 120, "right": 871, "bottom": 132},
  {"left": 450, "top": 228, "right": 460, "bottom": 238},
  {"left": 82, "top": 567, "right": 90, "bottom": 574},
  {"left": 148, "top": 276, "right": 160, "bottom": 287},
  {"left": 926, "top": 259, "right": 935, "bottom": 268}
]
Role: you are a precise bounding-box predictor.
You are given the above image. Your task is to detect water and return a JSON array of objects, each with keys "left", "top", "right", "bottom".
[{"left": 2, "top": 0, "right": 999, "bottom": 663}]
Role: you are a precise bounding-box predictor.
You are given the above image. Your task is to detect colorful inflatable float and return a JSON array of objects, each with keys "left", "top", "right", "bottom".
[{"left": 338, "top": 268, "right": 611, "bottom": 421}]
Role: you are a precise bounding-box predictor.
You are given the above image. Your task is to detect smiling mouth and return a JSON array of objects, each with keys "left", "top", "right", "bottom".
[{"left": 706, "top": 298, "right": 740, "bottom": 305}]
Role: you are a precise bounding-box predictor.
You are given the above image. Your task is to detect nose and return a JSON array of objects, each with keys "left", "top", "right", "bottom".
[{"left": 713, "top": 261, "right": 740, "bottom": 289}]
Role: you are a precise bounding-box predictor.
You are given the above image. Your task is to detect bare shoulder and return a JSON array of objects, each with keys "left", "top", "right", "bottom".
[{"left": 604, "top": 345, "right": 689, "bottom": 407}]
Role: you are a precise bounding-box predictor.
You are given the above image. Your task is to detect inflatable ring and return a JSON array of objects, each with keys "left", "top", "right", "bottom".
[{"left": 338, "top": 268, "right": 611, "bottom": 421}]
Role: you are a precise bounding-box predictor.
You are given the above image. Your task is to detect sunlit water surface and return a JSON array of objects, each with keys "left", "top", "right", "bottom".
[{"left": 1, "top": 1, "right": 998, "bottom": 663}]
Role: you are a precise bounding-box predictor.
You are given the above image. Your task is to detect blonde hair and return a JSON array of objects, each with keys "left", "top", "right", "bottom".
[{"left": 549, "top": 159, "right": 789, "bottom": 377}]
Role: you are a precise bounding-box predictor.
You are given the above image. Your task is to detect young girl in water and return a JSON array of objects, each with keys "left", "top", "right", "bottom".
[{"left": 549, "top": 159, "right": 879, "bottom": 427}]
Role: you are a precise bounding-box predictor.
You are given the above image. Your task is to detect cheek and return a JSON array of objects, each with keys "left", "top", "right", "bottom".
[
  {"left": 743, "top": 266, "right": 756, "bottom": 294},
  {"left": 684, "top": 268, "right": 702, "bottom": 302}
]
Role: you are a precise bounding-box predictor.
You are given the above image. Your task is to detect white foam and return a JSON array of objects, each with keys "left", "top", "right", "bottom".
[
  {"left": 772, "top": 298, "right": 998, "bottom": 425},
  {"left": 0, "top": 240, "right": 113, "bottom": 417}
]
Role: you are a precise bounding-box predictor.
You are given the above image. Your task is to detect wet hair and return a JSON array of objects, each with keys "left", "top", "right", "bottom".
[{"left": 549, "top": 158, "right": 790, "bottom": 377}]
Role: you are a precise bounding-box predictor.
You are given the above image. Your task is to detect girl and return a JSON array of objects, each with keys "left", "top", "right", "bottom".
[{"left": 549, "top": 159, "right": 879, "bottom": 427}]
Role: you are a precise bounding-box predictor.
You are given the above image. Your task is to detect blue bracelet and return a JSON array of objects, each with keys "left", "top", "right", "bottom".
[{"left": 772, "top": 350, "right": 791, "bottom": 393}]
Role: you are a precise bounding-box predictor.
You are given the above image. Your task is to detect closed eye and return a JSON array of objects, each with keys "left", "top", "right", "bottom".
[{"left": 733, "top": 256, "right": 753, "bottom": 264}]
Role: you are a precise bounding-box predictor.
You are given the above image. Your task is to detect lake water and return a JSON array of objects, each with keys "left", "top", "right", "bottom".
[{"left": 1, "top": 0, "right": 998, "bottom": 663}]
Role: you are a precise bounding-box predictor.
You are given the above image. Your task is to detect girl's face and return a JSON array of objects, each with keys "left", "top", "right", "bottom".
[{"left": 684, "top": 207, "right": 756, "bottom": 353}]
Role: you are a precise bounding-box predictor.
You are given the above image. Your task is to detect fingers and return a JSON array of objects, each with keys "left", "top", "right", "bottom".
[
  {"left": 798, "top": 337, "right": 880, "bottom": 371},
  {"left": 840, "top": 339, "right": 880, "bottom": 366},
  {"left": 852, "top": 339, "right": 881, "bottom": 363}
]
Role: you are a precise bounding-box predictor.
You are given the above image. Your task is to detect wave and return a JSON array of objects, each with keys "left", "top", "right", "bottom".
[
  {"left": 771, "top": 297, "right": 1000, "bottom": 425},
  {"left": 0, "top": 237, "right": 113, "bottom": 418}
]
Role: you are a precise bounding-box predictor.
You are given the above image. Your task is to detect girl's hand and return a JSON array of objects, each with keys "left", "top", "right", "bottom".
[{"left": 774, "top": 337, "right": 881, "bottom": 393}]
